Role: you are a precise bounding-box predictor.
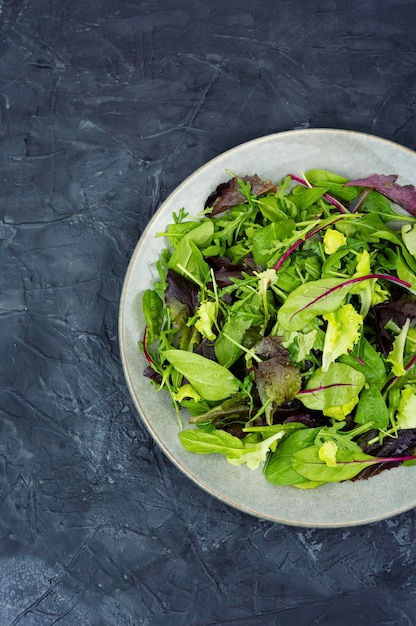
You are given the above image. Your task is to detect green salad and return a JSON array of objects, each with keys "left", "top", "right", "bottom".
[{"left": 141, "top": 169, "right": 416, "bottom": 489}]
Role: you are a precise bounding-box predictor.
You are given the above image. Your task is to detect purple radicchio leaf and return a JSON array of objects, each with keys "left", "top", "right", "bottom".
[{"left": 345, "top": 174, "right": 416, "bottom": 216}]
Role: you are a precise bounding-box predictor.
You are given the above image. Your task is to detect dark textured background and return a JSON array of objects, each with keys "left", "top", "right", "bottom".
[{"left": 1, "top": 1, "right": 416, "bottom": 624}]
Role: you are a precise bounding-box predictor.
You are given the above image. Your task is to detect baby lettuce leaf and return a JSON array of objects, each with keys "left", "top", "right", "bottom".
[
  {"left": 163, "top": 349, "right": 240, "bottom": 401},
  {"left": 386, "top": 318, "right": 411, "bottom": 377},
  {"left": 395, "top": 387, "right": 416, "bottom": 429},
  {"left": 179, "top": 428, "right": 285, "bottom": 470},
  {"left": 298, "top": 363, "right": 366, "bottom": 420}
]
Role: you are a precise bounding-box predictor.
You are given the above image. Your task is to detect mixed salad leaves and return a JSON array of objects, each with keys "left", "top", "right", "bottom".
[{"left": 141, "top": 168, "right": 416, "bottom": 489}]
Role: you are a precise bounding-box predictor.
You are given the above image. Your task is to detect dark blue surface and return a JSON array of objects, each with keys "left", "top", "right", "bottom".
[{"left": 2, "top": 1, "right": 416, "bottom": 624}]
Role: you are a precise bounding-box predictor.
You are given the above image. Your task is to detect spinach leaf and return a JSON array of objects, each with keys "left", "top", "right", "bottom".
[
  {"left": 168, "top": 237, "right": 210, "bottom": 285},
  {"left": 292, "top": 446, "right": 376, "bottom": 483},
  {"left": 142, "top": 289, "right": 164, "bottom": 345},
  {"left": 163, "top": 349, "right": 240, "bottom": 401},
  {"left": 252, "top": 219, "right": 295, "bottom": 267},
  {"left": 265, "top": 427, "right": 321, "bottom": 486},
  {"left": 278, "top": 273, "right": 410, "bottom": 332},
  {"left": 305, "top": 169, "right": 349, "bottom": 184},
  {"left": 354, "top": 385, "right": 389, "bottom": 429},
  {"left": 339, "top": 338, "right": 387, "bottom": 386}
]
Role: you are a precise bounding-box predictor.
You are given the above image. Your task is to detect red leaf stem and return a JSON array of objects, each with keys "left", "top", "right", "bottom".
[
  {"left": 289, "top": 173, "right": 348, "bottom": 214},
  {"left": 274, "top": 215, "right": 346, "bottom": 271}
]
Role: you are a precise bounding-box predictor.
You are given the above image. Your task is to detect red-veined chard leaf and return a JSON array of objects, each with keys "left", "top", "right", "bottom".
[
  {"left": 298, "top": 362, "right": 366, "bottom": 420},
  {"left": 278, "top": 274, "right": 411, "bottom": 332}
]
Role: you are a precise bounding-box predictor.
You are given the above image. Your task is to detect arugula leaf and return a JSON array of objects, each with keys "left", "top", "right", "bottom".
[
  {"left": 252, "top": 220, "right": 295, "bottom": 267},
  {"left": 214, "top": 312, "right": 254, "bottom": 368},
  {"left": 168, "top": 237, "right": 210, "bottom": 285}
]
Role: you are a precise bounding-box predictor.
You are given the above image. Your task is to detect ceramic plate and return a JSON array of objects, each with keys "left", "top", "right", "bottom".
[{"left": 119, "top": 129, "right": 416, "bottom": 528}]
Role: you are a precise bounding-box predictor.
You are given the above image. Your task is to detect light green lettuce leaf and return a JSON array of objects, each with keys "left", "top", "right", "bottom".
[
  {"left": 321, "top": 304, "right": 363, "bottom": 372},
  {"left": 179, "top": 429, "right": 285, "bottom": 470},
  {"left": 402, "top": 223, "right": 416, "bottom": 256},
  {"left": 396, "top": 386, "right": 416, "bottom": 429},
  {"left": 194, "top": 301, "right": 217, "bottom": 341},
  {"left": 386, "top": 318, "right": 411, "bottom": 377}
]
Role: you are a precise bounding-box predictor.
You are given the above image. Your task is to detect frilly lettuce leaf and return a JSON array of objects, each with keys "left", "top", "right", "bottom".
[
  {"left": 396, "top": 386, "right": 416, "bottom": 429},
  {"left": 321, "top": 304, "right": 363, "bottom": 372},
  {"left": 318, "top": 440, "right": 338, "bottom": 467},
  {"left": 323, "top": 228, "right": 346, "bottom": 255},
  {"left": 351, "top": 250, "right": 389, "bottom": 315},
  {"left": 194, "top": 301, "right": 217, "bottom": 341}
]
